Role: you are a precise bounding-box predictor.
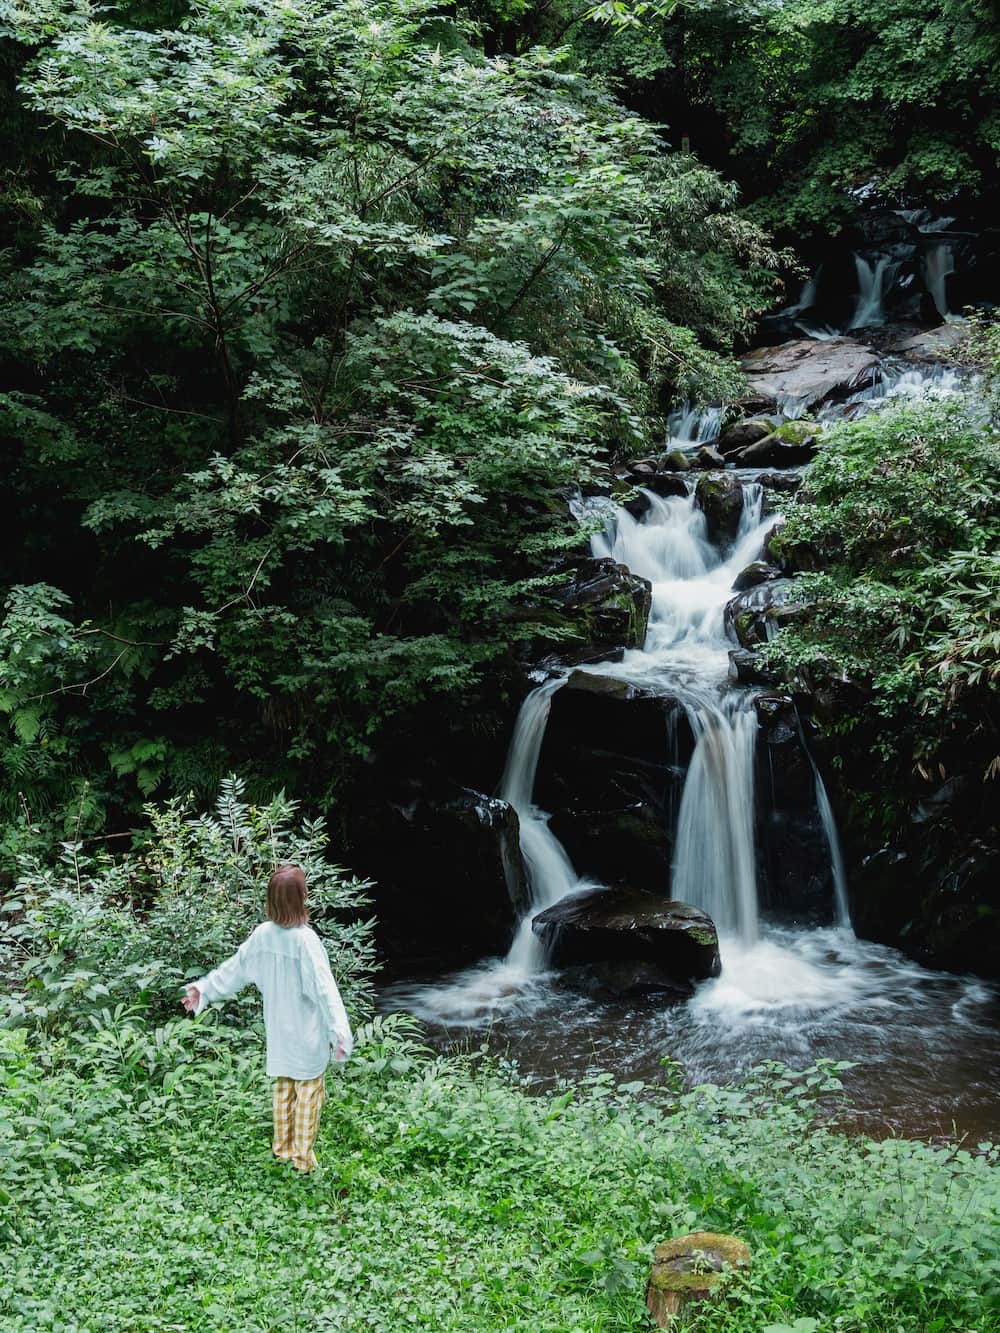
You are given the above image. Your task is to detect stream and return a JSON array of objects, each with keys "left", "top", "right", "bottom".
[{"left": 383, "top": 337, "right": 1000, "bottom": 1143}]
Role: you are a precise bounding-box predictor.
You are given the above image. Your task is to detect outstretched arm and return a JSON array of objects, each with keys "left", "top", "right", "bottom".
[
  {"left": 303, "top": 935, "right": 353, "bottom": 1062},
  {"left": 183, "top": 936, "right": 256, "bottom": 1015}
]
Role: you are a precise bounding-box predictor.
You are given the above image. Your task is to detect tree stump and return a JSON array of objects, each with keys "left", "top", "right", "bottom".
[{"left": 645, "top": 1231, "right": 750, "bottom": 1328}]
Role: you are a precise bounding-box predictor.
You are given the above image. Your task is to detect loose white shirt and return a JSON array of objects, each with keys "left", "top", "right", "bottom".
[{"left": 192, "top": 921, "right": 353, "bottom": 1079}]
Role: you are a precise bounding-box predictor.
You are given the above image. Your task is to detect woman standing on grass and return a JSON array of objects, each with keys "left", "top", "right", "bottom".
[{"left": 182, "top": 863, "right": 353, "bottom": 1174}]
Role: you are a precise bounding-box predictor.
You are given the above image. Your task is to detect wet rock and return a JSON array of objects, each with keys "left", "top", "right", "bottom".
[
  {"left": 882, "top": 324, "right": 967, "bottom": 360},
  {"left": 755, "top": 471, "right": 802, "bottom": 493},
  {"left": 718, "top": 417, "right": 774, "bottom": 455},
  {"left": 764, "top": 522, "right": 824, "bottom": 574},
  {"left": 731, "top": 560, "right": 782, "bottom": 593},
  {"left": 545, "top": 556, "right": 652, "bottom": 654},
  {"left": 556, "top": 960, "right": 695, "bottom": 1001},
  {"left": 644, "top": 473, "right": 689, "bottom": 499},
  {"left": 728, "top": 649, "right": 778, "bottom": 686},
  {"left": 752, "top": 695, "right": 842, "bottom": 924},
  {"left": 661, "top": 449, "right": 691, "bottom": 472},
  {"left": 741, "top": 337, "right": 880, "bottom": 413},
  {"left": 724, "top": 580, "right": 801, "bottom": 649},
  {"left": 620, "top": 489, "right": 652, "bottom": 520},
  {"left": 735, "top": 420, "right": 821, "bottom": 468},
  {"left": 695, "top": 471, "right": 744, "bottom": 544},
  {"left": 694, "top": 444, "right": 726, "bottom": 470},
  {"left": 854, "top": 835, "right": 1000, "bottom": 978},
  {"left": 532, "top": 885, "right": 721, "bottom": 983}
]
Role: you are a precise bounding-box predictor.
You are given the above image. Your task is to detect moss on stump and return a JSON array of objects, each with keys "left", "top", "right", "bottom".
[{"left": 646, "top": 1231, "right": 750, "bottom": 1328}]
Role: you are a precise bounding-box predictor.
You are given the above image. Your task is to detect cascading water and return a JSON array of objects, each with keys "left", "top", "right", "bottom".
[
  {"left": 497, "top": 677, "right": 594, "bottom": 974},
  {"left": 384, "top": 314, "right": 999, "bottom": 1142},
  {"left": 587, "top": 482, "right": 778, "bottom": 945},
  {"left": 925, "top": 241, "right": 956, "bottom": 321},
  {"left": 849, "top": 253, "right": 902, "bottom": 328},
  {"left": 665, "top": 401, "right": 724, "bottom": 448}
]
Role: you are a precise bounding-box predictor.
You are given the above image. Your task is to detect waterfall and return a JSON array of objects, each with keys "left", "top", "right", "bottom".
[
  {"left": 849, "top": 254, "right": 901, "bottom": 329},
  {"left": 665, "top": 401, "right": 724, "bottom": 448},
  {"left": 814, "top": 770, "right": 852, "bottom": 930},
  {"left": 398, "top": 473, "right": 854, "bottom": 1017},
  {"left": 583, "top": 481, "right": 779, "bottom": 939},
  {"left": 498, "top": 678, "right": 592, "bottom": 975},
  {"left": 925, "top": 241, "right": 955, "bottom": 320},
  {"left": 672, "top": 697, "right": 759, "bottom": 941}
]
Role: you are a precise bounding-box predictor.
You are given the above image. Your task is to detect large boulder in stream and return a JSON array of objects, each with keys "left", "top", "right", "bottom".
[
  {"left": 732, "top": 419, "right": 821, "bottom": 468},
  {"left": 741, "top": 337, "right": 880, "bottom": 414},
  {"left": 538, "top": 556, "right": 652, "bottom": 660},
  {"left": 533, "top": 885, "right": 721, "bottom": 996},
  {"left": 694, "top": 471, "right": 744, "bottom": 544}
]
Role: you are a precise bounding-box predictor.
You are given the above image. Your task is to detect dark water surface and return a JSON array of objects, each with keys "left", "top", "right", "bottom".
[{"left": 382, "top": 926, "right": 1000, "bottom": 1143}]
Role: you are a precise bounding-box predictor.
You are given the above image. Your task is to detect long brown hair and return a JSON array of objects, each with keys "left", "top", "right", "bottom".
[{"left": 266, "top": 864, "right": 309, "bottom": 928}]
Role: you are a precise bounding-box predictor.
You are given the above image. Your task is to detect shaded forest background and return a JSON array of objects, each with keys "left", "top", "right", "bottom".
[{"left": 1, "top": 0, "right": 997, "bottom": 922}]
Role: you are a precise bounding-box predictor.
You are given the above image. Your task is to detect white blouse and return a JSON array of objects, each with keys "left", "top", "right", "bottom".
[{"left": 192, "top": 921, "right": 354, "bottom": 1079}]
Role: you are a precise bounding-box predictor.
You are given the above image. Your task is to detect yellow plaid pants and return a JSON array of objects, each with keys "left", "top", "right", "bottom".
[{"left": 272, "top": 1075, "right": 326, "bottom": 1172}]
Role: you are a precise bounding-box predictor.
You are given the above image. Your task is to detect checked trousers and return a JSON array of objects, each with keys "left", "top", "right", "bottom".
[{"left": 272, "top": 1075, "right": 326, "bottom": 1172}]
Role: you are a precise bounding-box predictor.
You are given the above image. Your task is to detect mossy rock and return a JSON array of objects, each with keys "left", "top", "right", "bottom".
[
  {"left": 661, "top": 449, "right": 690, "bottom": 472},
  {"left": 646, "top": 1232, "right": 751, "bottom": 1327},
  {"left": 773, "top": 417, "right": 821, "bottom": 445}
]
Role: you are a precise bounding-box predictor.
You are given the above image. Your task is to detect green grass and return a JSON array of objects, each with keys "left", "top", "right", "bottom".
[{"left": 3, "top": 1019, "right": 999, "bottom": 1333}]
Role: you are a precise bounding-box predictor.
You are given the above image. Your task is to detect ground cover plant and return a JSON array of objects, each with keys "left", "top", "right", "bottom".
[{"left": 2, "top": 790, "right": 999, "bottom": 1333}]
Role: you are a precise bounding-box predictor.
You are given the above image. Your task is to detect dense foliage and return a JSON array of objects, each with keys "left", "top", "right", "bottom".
[
  {"left": 0, "top": 0, "right": 786, "bottom": 837},
  {"left": 764, "top": 396, "right": 999, "bottom": 808},
  {"left": 565, "top": 0, "right": 1000, "bottom": 235}
]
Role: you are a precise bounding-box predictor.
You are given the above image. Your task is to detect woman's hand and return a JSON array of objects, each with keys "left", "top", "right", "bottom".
[{"left": 181, "top": 985, "right": 200, "bottom": 1012}]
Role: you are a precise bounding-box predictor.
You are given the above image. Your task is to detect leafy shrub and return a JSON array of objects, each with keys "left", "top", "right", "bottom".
[
  {"left": 0, "top": 777, "right": 375, "bottom": 1033},
  {"left": 765, "top": 397, "right": 1000, "bottom": 781}
]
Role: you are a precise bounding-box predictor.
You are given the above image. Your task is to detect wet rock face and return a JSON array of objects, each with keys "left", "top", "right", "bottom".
[
  {"left": 695, "top": 471, "right": 744, "bottom": 544},
  {"left": 724, "top": 579, "right": 801, "bottom": 649},
  {"left": 532, "top": 885, "right": 721, "bottom": 991},
  {"left": 546, "top": 556, "right": 652, "bottom": 656},
  {"left": 731, "top": 560, "right": 783, "bottom": 593},
  {"left": 357, "top": 786, "right": 526, "bottom": 970},
  {"left": 728, "top": 648, "right": 778, "bottom": 687},
  {"left": 850, "top": 787, "right": 1000, "bottom": 978},
  {"left": 534, "top": 673, "right": 694, "bottom": 890},
  {"left": 752, "top": 694, "right": 842, "bottom": 924},
  {"left": 741, "top": 337, "right": 880, "bottom": 414}
]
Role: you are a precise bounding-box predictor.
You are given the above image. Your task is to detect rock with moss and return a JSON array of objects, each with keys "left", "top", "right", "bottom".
[
  {"left": 695, "top": 471, "right": 744, "bottom": 543},
  {"left": 736, "top": 418, "right": 821, "bottom": 467},
  {"left": 532, "top": 885, "right": 721, "bottom": 990},
  {"left": 731, "top": 559, "right": 782, "bottom": 592},
  {"left": 660, "top": 448, "right": 691, "bottom": 472},
  {"left": 724, "top": 579, "right": 802, "bottom": 649},
  {"left": 646, "top": 1232, "right": 751, "bottom": 1328},
  {"left": 546, "top": 557, "right": 652, "bottom": 655},
  {"left": 717, "top": 416, "right": 775, "bottom": 455}
]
